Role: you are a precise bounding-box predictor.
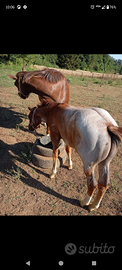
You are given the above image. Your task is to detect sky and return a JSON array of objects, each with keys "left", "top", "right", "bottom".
[{"left": 109, "top": 54, "right": 122, "bottom": 60}]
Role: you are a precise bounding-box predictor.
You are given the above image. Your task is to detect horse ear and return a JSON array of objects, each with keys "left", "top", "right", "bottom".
[
  {"left": 22, "top": 65, "right": 26, "bottom": 71},
  {"left": 41, "top": 99, "right": 49, "bottom": 106},
  {"left": 7, "top": 74, "right": 17, "bottom": 80}
]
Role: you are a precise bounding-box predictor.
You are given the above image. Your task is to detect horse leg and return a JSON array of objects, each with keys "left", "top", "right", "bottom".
[
  {"left": 88, "top": 162, "right": 110, "bottom": 211},
  {"left": 66, "top": 145, "right": 73, "bottom": 169},
  {"left": 50, "top": 147, "right": 59, "bottom": 179},
  {"left": 50, "top": 138, "right": 60, "bottom": 178},
  {"left": 80, "top": 167, "right": 97, "bottom": 207},
  {"left": 88, "top": 133, "right": 119, "bottom": 211}
]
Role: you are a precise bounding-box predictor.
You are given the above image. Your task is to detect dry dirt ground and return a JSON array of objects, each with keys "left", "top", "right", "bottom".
[{"left": 0, "top": 71, "right": 122, "bottom": 216}]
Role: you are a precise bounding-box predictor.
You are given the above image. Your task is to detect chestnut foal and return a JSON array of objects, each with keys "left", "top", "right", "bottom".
[{"left": 28, "top": 100, "right": 122, "bottom": 211}]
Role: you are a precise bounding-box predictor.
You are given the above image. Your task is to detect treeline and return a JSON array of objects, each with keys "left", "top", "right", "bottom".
[{"left": 0, "top": 54, "right": 122, "bottom": 74}]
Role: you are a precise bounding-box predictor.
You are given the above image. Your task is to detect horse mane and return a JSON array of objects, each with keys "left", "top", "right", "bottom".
[
  {"left": 37, "top": 99, "right": 49, "bottom": 107},
  {"left": 22, "top": 69, "right": 64, "bottom": 83}
]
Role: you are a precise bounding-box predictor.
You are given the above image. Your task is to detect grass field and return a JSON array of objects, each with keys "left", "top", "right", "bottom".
[{"left": 0, "top": 66, "right": 122, "bottom": 215}]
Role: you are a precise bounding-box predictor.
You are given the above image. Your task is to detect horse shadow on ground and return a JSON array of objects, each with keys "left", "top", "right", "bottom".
[
  {"left": 0, "top": 107, "right": 44, "bottom": 135},
  {"left": 0, "top": 107, "right": 25, "bottom": 129},
  {"left": 0, "top": 139, "right": 83, "bottom": 209}
]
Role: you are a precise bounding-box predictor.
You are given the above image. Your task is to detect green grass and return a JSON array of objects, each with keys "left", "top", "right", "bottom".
[
  {"left": 66, "top": 74, "right": 122, "bottom": 87},
  {"left": 66, "top": 75, "right": 87, "bottom": 85},
  {"left": 1, "top": 64, "right": 122, "bottom": 89},
  {"left": 0, "top": 65, "right": 34, "bottom": 87},
  {"left": 5, "top": 166, "right": 22, "bottom": 181}
]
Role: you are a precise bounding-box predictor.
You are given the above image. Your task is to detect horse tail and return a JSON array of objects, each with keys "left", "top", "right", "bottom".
[
  {"left": 107, "top": 124, "right": 122, "bottom": 141},
  {"left": 101, "top": 124, "right": 122, "bottom": 164}
]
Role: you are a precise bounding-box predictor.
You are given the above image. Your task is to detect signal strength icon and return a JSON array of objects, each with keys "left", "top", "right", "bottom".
[{"left": 102, "top": 5, "right": 106, "bottom": 9}]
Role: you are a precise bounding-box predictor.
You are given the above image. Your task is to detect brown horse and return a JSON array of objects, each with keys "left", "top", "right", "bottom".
[
  {"left": 28, "top": 100, "right": 122, "bottom": 211},
  {"left": 8, "top": 67, "right": 69, "bottom": 134},
  {"left": 7, "top": 67, "right": 69, "bottom": 103}
]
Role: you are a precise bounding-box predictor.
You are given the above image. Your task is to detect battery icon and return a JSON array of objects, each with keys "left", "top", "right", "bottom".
[{"left": 106, "top": 5, "right": 109, "bottom": 9}]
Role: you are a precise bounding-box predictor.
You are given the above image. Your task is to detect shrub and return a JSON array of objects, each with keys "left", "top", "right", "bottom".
[
  {"left": 57, "top": 54, "right": 79, "bottom": 70},
  {"left": 107, "top": 79, "right": 113, "bottom": 84}
]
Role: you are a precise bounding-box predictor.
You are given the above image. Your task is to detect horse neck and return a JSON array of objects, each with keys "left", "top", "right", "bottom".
[
  {"left": 19, "top": 75, "right": 40, "bottom": 96},
  {"left": 23, "top": 82, "right": 54, "bottom": 101},
  {"left": 38, "top": 103, "right": 58, "bottom": 123},
  {"left": 37, "top": 106, "right": 50, "bottom": 123},
  {"left": 25, "top": 77, "right": 45, "bottom": 96}
]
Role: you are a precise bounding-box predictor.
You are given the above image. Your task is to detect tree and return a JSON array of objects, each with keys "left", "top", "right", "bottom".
[
  {"left": 1, "top": 54, "right": 122, "bottom": 74},
  {"left": 0, "top": 54, "right": 10, "bottom": 60},
  {"left": 107, "top": 57, "right": 115, "bottom": 73},
  {"left": 119, "top": 66, "right": 122, "bottom": 75},
  {"left": 103, "top": 54, "right": 110, "bottom": 72},
  {"left": 78, "top": 54, "right": 87, "bottom": 70},
  {"left": 57, "top": 54, "right": 79, "bottom": 70}
]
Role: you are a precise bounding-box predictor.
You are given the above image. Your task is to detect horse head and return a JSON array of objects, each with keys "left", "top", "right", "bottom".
[
  {"left": 7, "top": 66, "right": 29, "bottom": 99},
  {"left": 28, "top": 100, "right": 49, "bottom": 132},
  {"left": 28, "top": 106, "right": 41, "bottom": 131}
]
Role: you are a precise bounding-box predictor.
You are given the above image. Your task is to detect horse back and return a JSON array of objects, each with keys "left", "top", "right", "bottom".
[
  {"left": 49, "top": 105, "right": 80, "bottom": 148},
  {"left": 51, "top": 106, "right": 114, "bottom": 149}
]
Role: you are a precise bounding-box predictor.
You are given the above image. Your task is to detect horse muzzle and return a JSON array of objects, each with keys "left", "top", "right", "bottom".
[
  {"left": 29, "top": 123, "right": 40, "bottom": 131},
  {"left": 18, "top": 92, "right": 26, "bottom": 99}
]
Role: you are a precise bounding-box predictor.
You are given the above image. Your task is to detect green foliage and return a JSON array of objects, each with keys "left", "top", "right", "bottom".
[
  {"left": 0, "top": 54, "right": 122, "bottom": 74},
  {"left": 119, "top": 66, "right": 122, "bottom": 75},
  {"left": 107, "top": 79, "right": 113, "bottom": 85},
  {"left": 57, "top": 54, "right": 79, "bottom": 70}
]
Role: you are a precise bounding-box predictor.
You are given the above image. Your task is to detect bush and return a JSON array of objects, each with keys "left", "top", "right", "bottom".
[
  {"left": 107, "top": 79, "right": 113, "bottom": 84},
  {"left": 57, "top": 54, "right": 79, "bottom": 70}
]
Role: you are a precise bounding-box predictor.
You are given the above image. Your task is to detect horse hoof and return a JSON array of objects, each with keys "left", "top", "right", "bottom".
[
  {"left": 68, "top": 164, "right": 72, "bottom": 170},
  {"left": 79, "top": 200, "right": 85, "bottom": 207},
  {"left": 49, "top": 173, "right": 56, "bottom": 179},
  {"left": 88, "top": 204, "right": 98, "bottom": 212}
]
